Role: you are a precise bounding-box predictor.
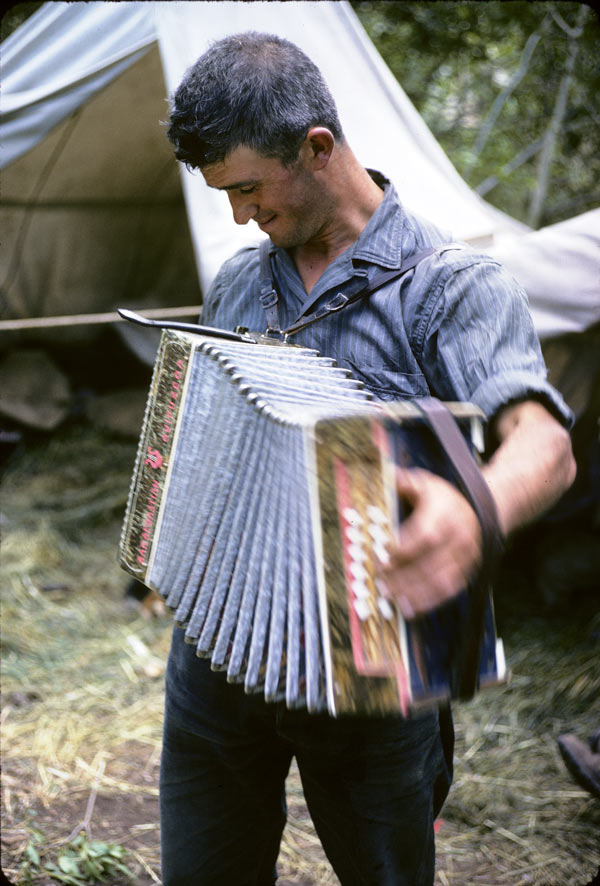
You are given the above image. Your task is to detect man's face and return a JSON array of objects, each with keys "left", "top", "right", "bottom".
[{"left": 201, "top": 144, "right": 328, "bottom": 249}]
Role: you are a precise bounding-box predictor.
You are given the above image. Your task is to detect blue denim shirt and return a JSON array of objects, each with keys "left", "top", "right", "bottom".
[{"left": 202, "top": 175, "right": 572, "bottom": 427}]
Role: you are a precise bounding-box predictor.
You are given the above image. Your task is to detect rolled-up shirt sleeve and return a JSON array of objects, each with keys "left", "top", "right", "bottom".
[{"left": 416, "top": 254, "right": 573, "bottom": 428}]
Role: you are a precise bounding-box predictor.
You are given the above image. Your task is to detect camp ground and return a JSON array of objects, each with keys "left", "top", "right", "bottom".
[{"left": 1, "top": 3, "right": 599, "bottom": 885}]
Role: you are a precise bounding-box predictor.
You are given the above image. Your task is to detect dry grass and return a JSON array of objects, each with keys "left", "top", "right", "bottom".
[{"left": 1, "top": 423, "right": 599, "bottom": 885}]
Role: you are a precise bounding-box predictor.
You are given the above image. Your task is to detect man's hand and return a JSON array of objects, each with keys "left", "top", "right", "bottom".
[
  {"left": 377, "top": 401, "right": 576, "bottom": 622},
  {"left": 379, "top": 467, "right": 482, "bottom": 620}
]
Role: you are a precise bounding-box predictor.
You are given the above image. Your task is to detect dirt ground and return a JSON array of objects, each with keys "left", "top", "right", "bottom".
[
  {"left": 1, "top": 752, "right": 334, "bottom": 886},
  {"left": 1, "top": 422, "right": 599, "bottom": 886}
]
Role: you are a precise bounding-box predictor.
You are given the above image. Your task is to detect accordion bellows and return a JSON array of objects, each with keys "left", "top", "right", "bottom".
[{"left": 119, "top": 329, "right": 505, "bottom": 716}]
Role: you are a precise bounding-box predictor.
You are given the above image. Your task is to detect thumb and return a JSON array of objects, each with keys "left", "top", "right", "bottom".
[
  {"left": 394, "top": 466, "right": 425, "bottom": 505},
  {"left": 393, "top": 467, "right": 423, "bottom": 531}
]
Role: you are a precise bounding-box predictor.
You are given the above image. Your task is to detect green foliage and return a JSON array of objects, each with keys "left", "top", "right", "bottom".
[
  {"left": 352, "top": 1, "right": 600, "bottom": 227},
  {"left": 44, "top": 835, "right": 132, "bottom": 886},
  {"left": 1, "top": 2, "right": 44, "bottom": 42},
  {"left": 17, "top": 818, "right": 45, "bottom": 885},
  {"left": 17, "top": 821, "right": 132, "bottom": 886}
]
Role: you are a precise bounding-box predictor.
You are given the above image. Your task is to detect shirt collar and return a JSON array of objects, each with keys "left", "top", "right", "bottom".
[
  {"left": 349, "top": 170, "right": 407, "bottom": 269},
  {"left": 266, "top": 169, "right": 407, "bottom": 272}
]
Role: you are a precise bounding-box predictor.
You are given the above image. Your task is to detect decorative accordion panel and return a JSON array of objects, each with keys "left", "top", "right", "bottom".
[{"left": 119, "top": 329, "right": 505, "bottom": 716}]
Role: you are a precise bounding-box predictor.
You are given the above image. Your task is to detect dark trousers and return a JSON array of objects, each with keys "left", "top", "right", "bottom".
[{"left": 160, "top": 628, "right": 453, "bottom": 886}]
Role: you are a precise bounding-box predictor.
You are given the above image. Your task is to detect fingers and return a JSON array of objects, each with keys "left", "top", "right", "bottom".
[
  {"left": 381, "top": 542, "right": 474, "bottom": 618},
  {"left": 377, "top": 468, "right": 482, "bottom": 619}
]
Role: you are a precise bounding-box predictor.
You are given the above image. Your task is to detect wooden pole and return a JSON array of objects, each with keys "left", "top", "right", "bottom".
[{"left": 0, "top": 305, "right": 203, "bottom": 332}]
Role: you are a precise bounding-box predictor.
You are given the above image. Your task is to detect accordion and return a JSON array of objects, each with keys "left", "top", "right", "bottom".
[{"left": 119, "top": 325, "right": 505, "bottom": 716}]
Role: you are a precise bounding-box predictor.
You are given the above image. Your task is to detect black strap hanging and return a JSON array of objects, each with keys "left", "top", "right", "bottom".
[{"left": 258, "top": 239, "right": 452, "bottom": 338}]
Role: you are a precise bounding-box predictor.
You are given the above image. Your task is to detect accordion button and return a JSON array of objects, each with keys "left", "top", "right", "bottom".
[
  {"left": 367, "top": 505, "right": 388, "bottom": 524},
  {"left": 345, "top": 526, "right": 363, "bottom": 544},
  {"left": 377, "top": 597, "right": 394, "bottom": 621},
  {"left": 351, "top": 579, "right": 370, "bottom": 599},
  {"left": 342, "top": 507, "right": 363, "bottom": 526},
  {"left": 373, "top": 543, "right": 389, "bottom": 565},
  {"left": 368, "top": 524, "right": 389, "bottom": 544},
  {"left": 353, "top": 598, "right": 372, "bottom": 621},
  {"left": 349, "top": 561, "right": 368, "bottom": 581},
  {"left": 348, "top": 543, "right": 367, "bottom": 562}
]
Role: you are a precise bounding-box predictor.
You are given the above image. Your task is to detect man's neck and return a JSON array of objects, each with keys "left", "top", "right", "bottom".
[{"left": 290, "top": 157, "right": 384, "bottom": 294}]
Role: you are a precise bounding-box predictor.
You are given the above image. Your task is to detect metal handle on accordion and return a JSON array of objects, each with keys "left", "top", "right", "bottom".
[
  {"left": 117, "top": 308, "right": 253, "bottom": 341},
  {"left": 117, "top": 309, "right": 299, "bottom": 347}
]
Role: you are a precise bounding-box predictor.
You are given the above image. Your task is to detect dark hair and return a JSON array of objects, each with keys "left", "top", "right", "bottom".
[{"left": 167, "top": 31, "right": 345, "bottom": 169}]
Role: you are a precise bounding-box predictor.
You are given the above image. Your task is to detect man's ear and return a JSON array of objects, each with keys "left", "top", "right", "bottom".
[{"left": 302, "top": 127, "right": 335, "bottom": 170}]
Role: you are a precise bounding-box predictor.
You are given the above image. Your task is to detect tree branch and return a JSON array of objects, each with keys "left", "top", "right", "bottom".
[
  {"left": 475, "top": 137, "right": 545, "bottom": 196},
  {"left": 463, "top": 21, "right": 548, "bottom": 178},
  {"left": 549, "top": 5, "right": 586, "bottom": 39},
  {"left": 527, "top": 5, "right": 587, "bottom": 227}
]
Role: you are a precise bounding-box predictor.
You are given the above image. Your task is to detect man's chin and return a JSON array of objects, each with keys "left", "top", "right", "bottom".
[
  {"left": 265, "top": 230, "right": 294, "bottom": 248},
  {"left": 264, "top": 227, "right": 308, "bottom": 250}
]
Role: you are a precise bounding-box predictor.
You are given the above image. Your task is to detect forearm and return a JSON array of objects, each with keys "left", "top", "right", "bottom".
[{"left": 482, "top": 401, "right": 576, "bottom": 538}]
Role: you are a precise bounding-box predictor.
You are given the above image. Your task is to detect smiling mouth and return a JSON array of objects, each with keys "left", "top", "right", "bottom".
[{"left": 257, "top": 215, "right": 276, "bottom": 229}]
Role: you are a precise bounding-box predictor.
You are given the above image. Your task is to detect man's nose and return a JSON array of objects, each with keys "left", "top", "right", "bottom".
[{"left": 228, "top": 193, "right": 258, "bottom": 226}]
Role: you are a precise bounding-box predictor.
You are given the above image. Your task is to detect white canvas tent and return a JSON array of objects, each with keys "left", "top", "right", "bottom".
[
  {"left": 1, "top": 0, "right": 527, "bottom": 327},
  {"left": 488, "top": 209, "right": 600, "bottom": 340},
  {"left": 1, "top": 0, "right": 597, "bottom": 340}
]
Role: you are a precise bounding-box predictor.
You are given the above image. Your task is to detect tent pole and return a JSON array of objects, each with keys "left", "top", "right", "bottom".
[{"left": 0, "top": 306, "right": 203, "bottom": 332}]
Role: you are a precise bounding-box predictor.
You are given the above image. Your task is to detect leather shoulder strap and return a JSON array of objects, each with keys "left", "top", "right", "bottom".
[
  {"left": 257, "top": 241, "right": 465, "bottom": 338},
  {"left": 415, "top": 397, "right": 504, "bottom": 699},
  {"left": 282, "top": 246, "right": 444, "bottom": 338}
]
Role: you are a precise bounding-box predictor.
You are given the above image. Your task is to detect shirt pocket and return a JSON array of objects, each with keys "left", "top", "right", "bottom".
[{"left": 344, "top": 361, "right": 430, "bottom": 402}]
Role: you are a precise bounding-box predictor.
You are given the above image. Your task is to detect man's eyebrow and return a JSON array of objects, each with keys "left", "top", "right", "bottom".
[{"left": 216, "top": 179, "right": 258, "bottom": 192}]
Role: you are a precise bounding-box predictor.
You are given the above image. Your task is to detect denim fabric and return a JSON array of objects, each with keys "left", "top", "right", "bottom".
[{"left": 160, "top": 628, "right": 452, "bottom": 886}]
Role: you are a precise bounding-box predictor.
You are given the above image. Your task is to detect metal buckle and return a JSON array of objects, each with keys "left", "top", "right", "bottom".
[
  {"left": 326, "top": 293, "right": 350, "bottom": 312},
  {"left": 260, "top": 290, "right": 279, "bottom": 309}
]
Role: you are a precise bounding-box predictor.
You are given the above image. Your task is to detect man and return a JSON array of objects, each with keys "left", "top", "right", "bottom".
[{"left": 161, "top": 32, "right": 575, "bottom": 886}]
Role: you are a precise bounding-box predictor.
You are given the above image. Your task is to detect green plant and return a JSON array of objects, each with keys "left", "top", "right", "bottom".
[
  {"left": 17, "top": 827, "right": 132, "bottom": 885},
  {"left": 16, "top": 819, "right": 45, "bottom": 885},
  {"left": 44, "top": 833, "right": 132, "bottom": 885}
]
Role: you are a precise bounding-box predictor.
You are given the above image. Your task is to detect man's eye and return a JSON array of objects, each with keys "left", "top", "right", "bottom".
[{"left": 239, "top": 186, "right": 256, "bottom": 195}]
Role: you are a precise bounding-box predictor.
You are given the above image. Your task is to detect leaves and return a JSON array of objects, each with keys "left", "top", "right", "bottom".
[
  {"left": 50, "top": 834, "right": 133, "bottom": 884},
  {"left": 18, "top": 824, "right": 133, "bottom": 885},
  {"left": 24, "top": 842, "right": 40, "bottom": 867},
  {"left": 352, "top": 1, "right": 600, "bottom": 227}
]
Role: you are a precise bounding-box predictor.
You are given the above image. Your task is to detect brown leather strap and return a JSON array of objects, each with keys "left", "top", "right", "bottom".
[{"left": 415, "top": 398, "right": 504, "bottom": 699}]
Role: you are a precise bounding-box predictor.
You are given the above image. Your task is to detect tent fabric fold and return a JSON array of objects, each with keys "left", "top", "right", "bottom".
[
  {"left": 489, "top": 209, "right": 600, "bottom": 340},
  {"left": 1, "top": 2, "right": 156, "bottom": 165}
]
